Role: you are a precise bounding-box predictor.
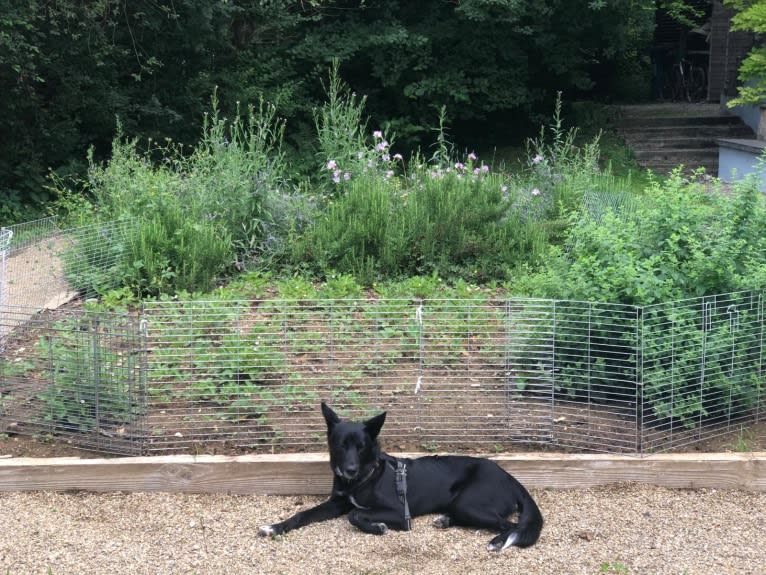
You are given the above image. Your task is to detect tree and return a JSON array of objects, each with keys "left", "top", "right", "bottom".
[
  {"left": 725, "top": 0, "right": 766, "bottom": 108},
  {"left": 0, "top": 0, "right": 656, "bottom": 220}
]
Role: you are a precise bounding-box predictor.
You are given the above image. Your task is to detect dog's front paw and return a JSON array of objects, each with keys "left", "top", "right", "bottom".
[
  {"left": 371, "top": 522, "right": 388, "bottom": 535},
  {"left": 258, "top": 525, "right": 278, "bottom": 537}
]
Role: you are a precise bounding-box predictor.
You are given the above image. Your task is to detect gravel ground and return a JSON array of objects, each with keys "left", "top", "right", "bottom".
[{"left": 1, "top": 484, "right": 764, "bottom": 575}]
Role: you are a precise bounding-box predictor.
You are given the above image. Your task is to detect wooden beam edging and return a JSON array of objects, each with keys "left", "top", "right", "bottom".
[{"left": 0, "top": 452, "right": 764, "bottom": 494}]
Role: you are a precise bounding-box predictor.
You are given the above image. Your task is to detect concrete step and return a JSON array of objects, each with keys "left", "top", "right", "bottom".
[
  {"left": 620, "top": 124, "right": 754, "bottom": 139},
  {"left": 619, "top": 115, "right": 743, "bottom": 129},
  {"left": 616, "top": 103, "right": 755, "bottom": 175},
  {"left": 631, "top": 149, "right": 719, "bottom": 174}
]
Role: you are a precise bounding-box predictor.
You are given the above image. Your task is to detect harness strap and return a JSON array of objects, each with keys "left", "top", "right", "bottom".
[{"left": 392, "top": 460, "right": 412, "bottom": 530}]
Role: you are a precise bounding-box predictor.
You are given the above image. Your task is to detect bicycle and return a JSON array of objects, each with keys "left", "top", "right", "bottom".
[{"left": 669, "top": 58, "right": 707, "bottom": 102}]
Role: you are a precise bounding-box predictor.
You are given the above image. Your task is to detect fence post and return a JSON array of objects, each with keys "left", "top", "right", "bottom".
[
  {"left": 636, "top": 305, "right": 644, "bottom": 455},
  {"left": 758, "top": 292, "right": 764, "bottom": 423},
  {"left": 415, "top": 299, "right": 424, "bottom": 440},
  {"left": 0, "top": 227, "right": 12, "bottom": 347},
  {"left": 90, "top": 316, "right": 102, "bottom": 434}
]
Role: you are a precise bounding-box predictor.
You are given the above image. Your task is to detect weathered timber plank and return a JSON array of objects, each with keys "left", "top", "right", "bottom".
[{"left": 0, "top": 453, "right": 763, "bottom": 494}]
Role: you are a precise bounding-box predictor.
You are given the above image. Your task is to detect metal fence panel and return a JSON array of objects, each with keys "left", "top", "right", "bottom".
[
  {"left": 0, "top": 236, "right": 762, "bottom": 457},
  {"left": 506, "top": 299, "right": 641, "bottom": 453},
  {"left": 640, "top": 291, "right": 764, "bottom": 452},
  {"left": 0, "top": 306, "right": 146, "bottom": 454}
]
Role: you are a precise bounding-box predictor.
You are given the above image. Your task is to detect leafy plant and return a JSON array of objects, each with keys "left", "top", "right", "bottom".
[
  {"left": 36, "top": 315, "right": 143, "bottom": 433},
  {"left": 724, "top": 0, "right": 766, "bottom": 107}
]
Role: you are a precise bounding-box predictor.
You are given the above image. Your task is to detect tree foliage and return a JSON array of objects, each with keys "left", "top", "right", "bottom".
[
  {"left": 0, "top": 0, "right": 656, "bottom": 220},
  {"left": 725, "top": 0, "right": 766, "bottom": 107}
]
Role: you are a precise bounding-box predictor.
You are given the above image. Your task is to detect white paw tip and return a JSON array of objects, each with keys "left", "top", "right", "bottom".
[{"left": 372, "top": 522, "right": 388, "bottom": 534}]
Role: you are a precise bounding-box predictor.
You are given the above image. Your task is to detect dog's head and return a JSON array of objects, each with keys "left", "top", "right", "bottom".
[{"left": 321, "top": 402, "right": 386, "bottom": 482}]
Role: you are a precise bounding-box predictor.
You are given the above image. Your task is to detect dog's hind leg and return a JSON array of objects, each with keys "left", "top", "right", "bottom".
[{"left": 487, "top": 528, "right": 521, "bottom": 552}]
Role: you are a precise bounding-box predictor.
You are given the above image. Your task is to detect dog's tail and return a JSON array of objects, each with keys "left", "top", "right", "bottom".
[{"left": 489, "top": 480, "right": 544, "bottom": 551}]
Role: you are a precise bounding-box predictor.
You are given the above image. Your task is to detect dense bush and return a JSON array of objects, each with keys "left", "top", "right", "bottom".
[
  {"left": 516, "top": 170, "right": 766, "bottom": 429},
  {"left": 53, "top": 94, "right": 301, "bottom": 297},
  {"left": 293, "top": 156, "right": 549, "bottom": 284},
  {"left": 522, "top": 170, "right": 766, "bottom": 303}
]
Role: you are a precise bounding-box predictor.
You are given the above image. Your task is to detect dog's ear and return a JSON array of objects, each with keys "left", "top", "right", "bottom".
[
  {"left": 364, "top": 411, "right": 386, "bottom": 439},
  {"left": 321, "top": 402, "right": 341, "bottom": 433}
]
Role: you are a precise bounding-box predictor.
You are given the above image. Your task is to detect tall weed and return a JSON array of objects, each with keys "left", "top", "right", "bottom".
[{"left": 58, "top": 93, "right": 300, "bottom": 297}]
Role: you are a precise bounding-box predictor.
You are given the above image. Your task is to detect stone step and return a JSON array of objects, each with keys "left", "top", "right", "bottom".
[
  {"left": 616, "top": 103, "right": 755, "bottom": 175},
  {"left": 617, "top": 103, "right": 724, "bottom": 118},
  {"left": 631, "top": 149, "right": 719, "bottom": 175},
  {"left": 623, "top": 136, "right": 727, "bottom": 150},
  {"left": 620, "top": 124, "right": 753, "bottom": 139},
  {"left": 619, "top": 114, "right": 743, "bottom": 128},
  {"left": 641, "top": 161, "right": 719, "bottom": 175}
]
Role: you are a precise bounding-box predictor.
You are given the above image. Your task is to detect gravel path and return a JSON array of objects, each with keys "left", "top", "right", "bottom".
[{"left": 2, "top": 484, "right": 764, "bottom": 575}]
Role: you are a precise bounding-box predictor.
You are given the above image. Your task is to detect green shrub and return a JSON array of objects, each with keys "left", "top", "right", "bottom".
[
  {"left": 55, "top": 92, "right": 302, "bottom": 297},
  {"left": 36, "top": 315, "right": 143, "bottom": 433},
  {"left": 527, "top": 170, "right": 766, "bottom": 303},
  {"left": 122, "top": 201, "right": 231, "bottom": 297},
  {"left": 294, "top": 154, "right": 549, "bottom": 284},
  {"left": 517, "top": 171, "right": 766, "bottom": 429}
]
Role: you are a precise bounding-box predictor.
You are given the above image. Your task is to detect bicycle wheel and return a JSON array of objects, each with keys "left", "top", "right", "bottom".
[
  {"left": 671, "top": 67, "right": 686, "bottom": 102},
  {"left": 689, "top": 66, "right": 707, "bottom": 101}
]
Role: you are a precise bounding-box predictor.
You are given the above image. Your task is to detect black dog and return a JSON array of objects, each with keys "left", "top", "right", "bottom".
[{"left": 258, "top": 403, "right": 543, "bottom": 551}]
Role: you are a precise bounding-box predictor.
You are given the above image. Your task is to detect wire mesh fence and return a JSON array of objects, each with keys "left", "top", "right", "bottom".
[
  {"left": 0, "top": 217, "right": 131, "bottom": 340},
  {"left": 2, "top": 292, "right": 761, "bottom": 456},
  {"left": 0, "top": 305, "right": 146, "bottom": 454},
  {"left": 0, "top": 217, "right": 763, "bottom": 455}
]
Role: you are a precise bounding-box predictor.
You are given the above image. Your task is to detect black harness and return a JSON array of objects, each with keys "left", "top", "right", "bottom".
[
  {"left": 388, "top": 458, "right": 412, "bottom": 530},
  {"left": 340, "top": 456, "right": 412, "bottom": 531}
]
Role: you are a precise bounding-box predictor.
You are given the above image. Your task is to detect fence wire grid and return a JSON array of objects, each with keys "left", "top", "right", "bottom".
[
  {"left": 0, "top": 221, "right": 763, "bottom": 455},
  {"left": 1, "top": 293, "right": 763, "bottom": 456}
]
